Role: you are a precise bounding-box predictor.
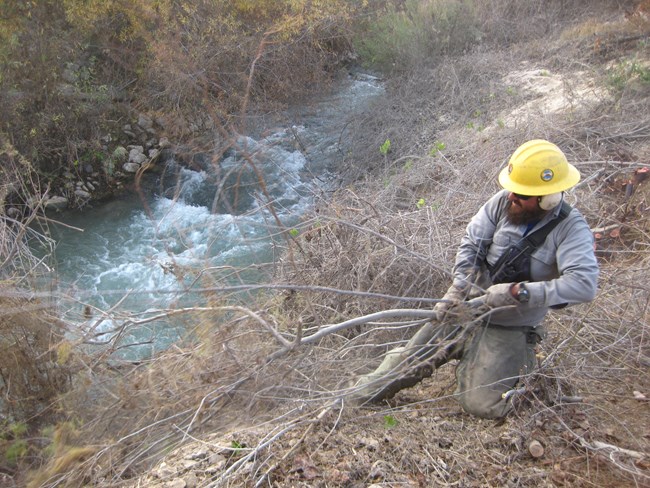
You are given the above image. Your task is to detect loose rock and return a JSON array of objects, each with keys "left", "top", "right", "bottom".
[{"left": 528, "top": 439, "right": 545, "bottom": 458}]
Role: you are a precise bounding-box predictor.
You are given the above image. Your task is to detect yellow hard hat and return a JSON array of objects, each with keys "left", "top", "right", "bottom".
[{"left": 498, "top": 140, "right": 580, "bottom": 196}]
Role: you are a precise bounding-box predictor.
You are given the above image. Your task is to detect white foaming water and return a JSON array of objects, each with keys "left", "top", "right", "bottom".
[
  {"left": 48, "top": 75, "right": 383, "bottom": 358},
  {"left": 51, "top": 133, "right": 312, "bottom": 357}
]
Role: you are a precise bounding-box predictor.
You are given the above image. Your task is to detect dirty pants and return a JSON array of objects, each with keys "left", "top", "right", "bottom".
[{"left": 454, "top": 323, "right": 543, "bottom": 419}]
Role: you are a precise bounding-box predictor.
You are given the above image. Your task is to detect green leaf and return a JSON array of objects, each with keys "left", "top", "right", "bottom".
[
  {"left": 416, "top": 198, "right": 426, "bottom": 209},
  {"left": 379, "top": 139, "right": 391, "bottom": 156},
  {"left": 384, "top": 415, "right": 398, "bottom": 428},
  {"left": 289, "top": 228, "right": 299, "bottom": 238}
]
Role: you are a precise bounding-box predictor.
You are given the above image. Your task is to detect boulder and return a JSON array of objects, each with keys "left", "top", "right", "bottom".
[
  {"left": 123, "top": 162, "right": 140, "bottom": 173},
  {"left": 112, "top": 146, "right": 128, "bottom": 164},
  {"left": 44, "top": 196, "right": 68, "bottom": 211},
  {"left": 128, "top": 147, "right": 147, "bottom": 165},
  {"left": 138, "top": 114, "right": 154, "bottom": 131},
  {"left": 123, "top": 127, "right": 137, "bottom": 138}
]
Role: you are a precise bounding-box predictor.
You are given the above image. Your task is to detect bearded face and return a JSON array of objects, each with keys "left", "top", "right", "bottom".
[{"left": 506, "top": 199, "right": 548, "bottom": 225}]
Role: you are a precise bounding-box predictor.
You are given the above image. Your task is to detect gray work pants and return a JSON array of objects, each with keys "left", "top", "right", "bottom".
[{"left": 454, "top": 323, "right": 543, "bottom": 419}]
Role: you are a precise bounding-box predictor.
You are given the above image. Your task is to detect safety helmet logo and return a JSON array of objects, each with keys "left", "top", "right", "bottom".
[
  {"left": 541, "top": 169, "right": 554, "bottom": 181},
  {"left": 508, "top": 163, "right": 513, "bottom": 174}
]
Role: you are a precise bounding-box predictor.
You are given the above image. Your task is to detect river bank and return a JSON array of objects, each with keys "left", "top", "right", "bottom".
[{"left": 36, "top": 72, "right": 383, "bottom": 361}]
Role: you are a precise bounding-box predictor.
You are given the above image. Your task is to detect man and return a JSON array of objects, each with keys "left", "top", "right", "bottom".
[{"left": 356, "top": 139, "right": 599, "bottom": 418}]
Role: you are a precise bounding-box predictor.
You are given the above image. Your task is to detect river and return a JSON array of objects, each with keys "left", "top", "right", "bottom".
[{"left": 43, "top": 74, "right": 383, "bottom": 358}]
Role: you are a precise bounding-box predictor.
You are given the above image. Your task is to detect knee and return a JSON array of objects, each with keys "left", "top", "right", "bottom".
[{"left": 457, "top": 388, "right": 511, "bottom": 419}]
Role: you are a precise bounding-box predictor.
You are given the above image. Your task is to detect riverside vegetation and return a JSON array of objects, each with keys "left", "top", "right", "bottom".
[{"left": 1, "top": 0, "right": 649, "bottom": 486}]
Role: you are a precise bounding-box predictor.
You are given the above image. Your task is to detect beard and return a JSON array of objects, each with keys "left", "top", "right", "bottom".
[{"left": 506, "top": 200, "right": 548, "bottom": 225}]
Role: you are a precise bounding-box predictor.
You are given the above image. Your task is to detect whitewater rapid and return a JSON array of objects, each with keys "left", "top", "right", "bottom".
[{"left": 47, "top": 75, "right": 383, "bottom": 357}]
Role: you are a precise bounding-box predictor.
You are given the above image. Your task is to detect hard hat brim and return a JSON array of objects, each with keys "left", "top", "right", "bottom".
[{"left": 498, "top": 162, "right": 581, "bottom": 196}]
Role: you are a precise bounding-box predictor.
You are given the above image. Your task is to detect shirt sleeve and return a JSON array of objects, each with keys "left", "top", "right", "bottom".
[
  {"left": 452, "top": 192, "right": 506, "bottom": 291},
  {"left": 525, "top": 211, "right": 599, "bottom": 308}
]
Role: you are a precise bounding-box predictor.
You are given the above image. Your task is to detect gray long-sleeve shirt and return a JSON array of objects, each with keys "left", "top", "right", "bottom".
[{"left": 452, "top": 190, "right": 599, "bottom": 327}]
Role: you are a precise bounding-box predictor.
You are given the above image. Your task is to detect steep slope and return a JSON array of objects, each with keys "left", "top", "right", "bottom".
[{"left": 129, "top": 7, "right": 650, "bottom": 488}]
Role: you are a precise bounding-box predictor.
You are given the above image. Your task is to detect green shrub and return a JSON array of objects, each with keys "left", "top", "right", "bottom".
[
  {"left": 607, "top": 58, "right": 650, "bottom": 92},
  {"left": 1, "top": 422, "right": 29, "bottom": 468},
  {"left": 429, "top": 141, "right": 446, "bottom": 155},
  {"left": 5, "top": 439, "right": 28, "bottom": 464},
  {"left": 353, "top": 0, "right": 482, "bottom": 72}
]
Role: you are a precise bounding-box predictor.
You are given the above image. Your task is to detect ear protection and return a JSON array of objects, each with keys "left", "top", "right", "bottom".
[{"left": 537, "top": 192, "right": 563, "bottom": 210}]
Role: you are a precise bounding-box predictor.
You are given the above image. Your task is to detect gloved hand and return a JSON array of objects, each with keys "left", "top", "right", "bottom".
[
  {"left": 482, "top": 283, "right": 518, "bottom": 308},
  {"left": 433, "top": 284, "right": 465, "bottom": 321}
]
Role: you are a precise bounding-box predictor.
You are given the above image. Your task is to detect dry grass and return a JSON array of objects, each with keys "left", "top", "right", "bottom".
[
  {"left": 45, "top": 104, "right": 649, "bottom": 488},
  {"left": 158, "top": 9, "right": 648, "bottom": 486},
  {"left": 0, "top": 142, "right": 69, "bottom": 425},
  {"left": 0, "top": 292, "right": 68, "bottom": 422},
  {"left": 6, "top": 2, "right": 650, "bottom": 487}
]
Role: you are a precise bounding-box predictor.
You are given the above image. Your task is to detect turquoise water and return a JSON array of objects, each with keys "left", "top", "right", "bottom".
[{"left": 45, "top": 75, "right": 383, "bottom": 358}]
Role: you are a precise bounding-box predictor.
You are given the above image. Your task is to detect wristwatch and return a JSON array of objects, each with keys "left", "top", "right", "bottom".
[{"left": 516, "top": 282, "right": 530, "bottom": 303}]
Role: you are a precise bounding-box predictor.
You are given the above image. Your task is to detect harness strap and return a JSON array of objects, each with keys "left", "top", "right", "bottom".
[
  {"left": 523, "top": 201, "right": 572, "bottom": 248},
  {"left": 487, "top": 201, "right": 572, "bottom": 284}
]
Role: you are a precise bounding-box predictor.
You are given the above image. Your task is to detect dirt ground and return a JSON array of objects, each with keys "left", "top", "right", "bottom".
[{"left": 133, "top": 356, "right": 648, "bottom": 487}]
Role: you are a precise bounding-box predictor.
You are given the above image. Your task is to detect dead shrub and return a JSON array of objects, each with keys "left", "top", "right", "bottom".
[
  {"left": 4, "top": 2, "right": 649, "bottom": 487},
  {"left": 0, "top": 291, "right": 69, "bottom": 421},
  {"left": 0, "top": 141, "right": 69, "bottom": 422}
]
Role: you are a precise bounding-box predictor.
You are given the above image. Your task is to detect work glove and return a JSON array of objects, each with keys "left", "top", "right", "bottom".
[
  {"left": 481, "top": 283, "right": 518, "bottom": 308},
  {"left": 433, "top": 284, "right": 465, "bottom": 321}
]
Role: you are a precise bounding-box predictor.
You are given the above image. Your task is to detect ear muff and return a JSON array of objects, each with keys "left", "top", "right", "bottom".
[{"left": 538, "top": 192, "right": 563, "bottom": 210}]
